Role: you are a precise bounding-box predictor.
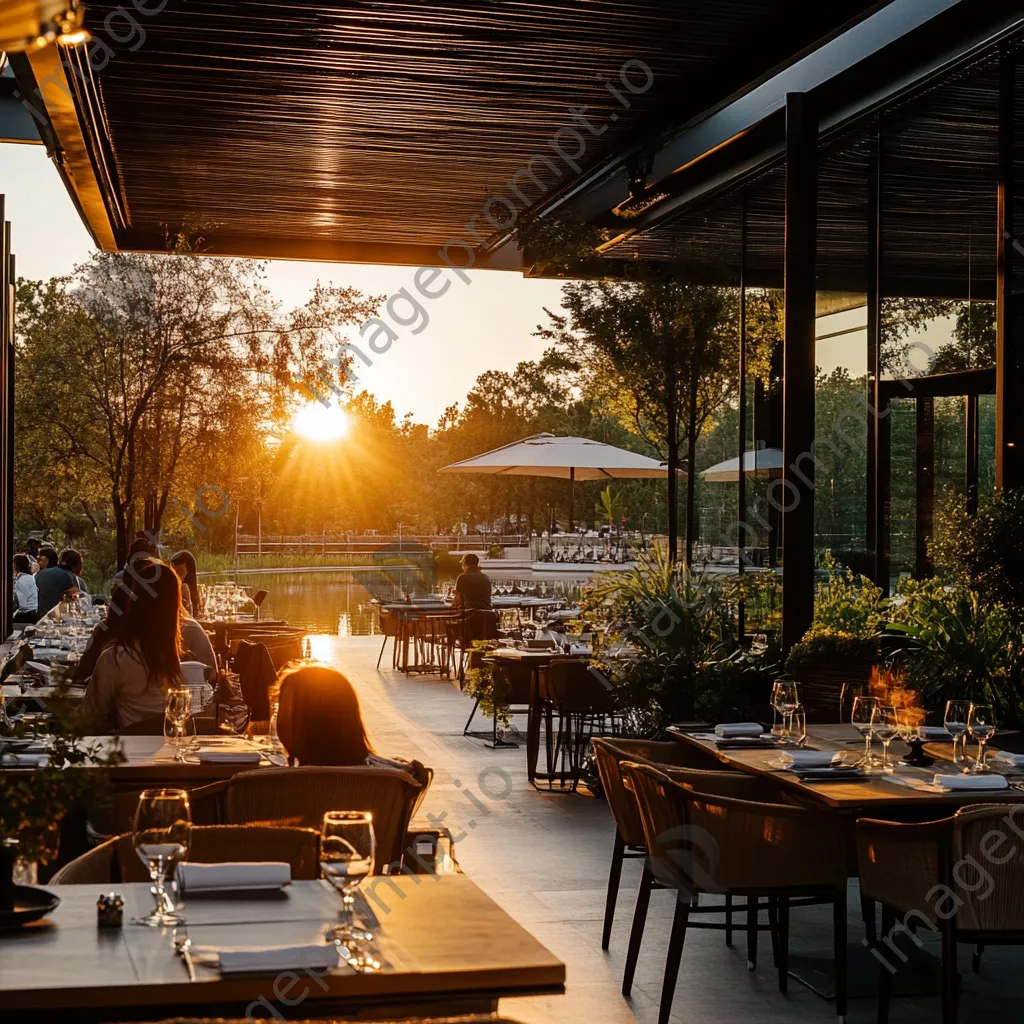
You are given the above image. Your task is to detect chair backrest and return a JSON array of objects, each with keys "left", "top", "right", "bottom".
[
  {"left": 116, "top": 713, "right": 167, "bottom": 736},
  {"left": 52, "top": 824, "right": 320, "bottom": 884},
  {"left": 223, "top": 766, "right": 422, "bottom": 874},
  {"left": 591, "top": 737, "right": 725, "bottom": 847},
  {"left": 234, "top": 640, "right": 277, "bottom": 720},
  {"left": 953, "top": 803, "right": 1024, "bottom": 932},
  {"left": 657, "top": 764, "right": 785, "bottom": 803},
  {"left": 462, "top": 609, "right": 499, "bottom": 643},
  {"left": 247, "top": 631, "right": 305, "bottom": 670},
  {"left": 545, "top": 657, "right": 615, "bottom": 714}
]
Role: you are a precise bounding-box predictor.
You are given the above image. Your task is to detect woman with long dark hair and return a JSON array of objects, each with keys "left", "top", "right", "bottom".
[
  {"left": 81, "top": 559, "right": 184, "bottom": 732},
  {"left": 170, "top": 550, "right": 200, "bottom": 616},
  {"left": 271, "top": 664, "right": 374, "bottom": 766}
]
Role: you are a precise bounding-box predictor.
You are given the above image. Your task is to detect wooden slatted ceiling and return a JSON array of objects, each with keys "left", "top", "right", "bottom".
[{"left": 56, "top": 0, "right": 884, "bottom": 257}]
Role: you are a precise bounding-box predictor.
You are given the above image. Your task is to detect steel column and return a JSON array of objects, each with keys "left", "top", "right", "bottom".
[
  {"left": 781, "top": 93, "right": 818, "bottom": 652},
  {"left": 996, "top": 54, "right": 1024, "bottom": 490},
  {"left": 0, "top": 202, "right": 12, "bottom": 636},
  {"left": 737, "top": 193, "right": 748, "bottom": 642}
]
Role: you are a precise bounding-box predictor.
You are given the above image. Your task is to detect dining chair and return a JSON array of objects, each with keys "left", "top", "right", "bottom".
[
  {"left": 223, "top": 765, "right": 424, "bottom": 874},
  {"left": 591, "top": 738, "right": 728, "bottom": 953},
  {"left": 232, "top": 639, "right": 277, "bottom": 720},
  {"left": 624, "top": 761, "right": 849, "bottom": 1024},
  {"left": 464, "top": 657, "right": 533, "bottom": 746},
  {"left": 376, "top": 606, "right": 399, "bottom": 669},
  {"left": 51, "top": 824, "right": 321, "bottom": 883},
  {"left": 857, "top": 802, "right": 1024, "bottom": 1024}
]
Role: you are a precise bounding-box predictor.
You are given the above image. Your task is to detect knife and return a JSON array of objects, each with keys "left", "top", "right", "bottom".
[{"left": 174, "top": 936, "right": 196, "bottom": 981}]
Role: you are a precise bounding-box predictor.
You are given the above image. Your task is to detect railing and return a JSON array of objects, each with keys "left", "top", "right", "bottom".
[{"left": 233, "top": 533, "right": 531, "bottom": 554}]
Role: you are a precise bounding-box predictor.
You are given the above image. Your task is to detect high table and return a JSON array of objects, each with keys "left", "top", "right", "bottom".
[{"left": 0, "top": 876, "right": 565, "bottom": 1021}]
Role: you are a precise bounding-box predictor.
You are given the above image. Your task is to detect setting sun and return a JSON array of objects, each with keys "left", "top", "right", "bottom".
[{"left": 292, "top": 401, "right": 350, "bottom": 442}]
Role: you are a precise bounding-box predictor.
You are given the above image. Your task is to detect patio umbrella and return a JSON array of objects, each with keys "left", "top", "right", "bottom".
[
  {"left": 701, "top": 447, "right": 784, "bottom": 483},
  {"left": 439, "top": 433, "right": 671, "bottom": 530}
]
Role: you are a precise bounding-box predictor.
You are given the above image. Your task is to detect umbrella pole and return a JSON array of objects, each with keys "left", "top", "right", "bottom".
[{"left": 568, "top": 466, "right": 575, "bottom": 532}]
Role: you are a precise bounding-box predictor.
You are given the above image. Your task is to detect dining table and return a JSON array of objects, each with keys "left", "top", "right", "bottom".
[
  {"left": 0, "top": 875, "right": 565, "bottom": 1022},
  {"left": 669, "top": 723, "right": 1024, "bottom": 815}
]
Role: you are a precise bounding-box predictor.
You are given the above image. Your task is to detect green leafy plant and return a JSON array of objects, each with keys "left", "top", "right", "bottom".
[
  {"left": 462, "top": 642, "right": 512, "bottom": 729},
  {"left": 1, "top": 685, "right": 124, "bottom": 866},
  {"left": 595, "top": 486, "right": 625, "bottom": 527},
  {"left": 810, "top": 552, "right": 887, "bottom": 639},
  {"left": 889, "top": 578, "right": 1022, "bottom": 723},
  {"left": 785, "top": 630, "right": 881, "bottom": 674}
]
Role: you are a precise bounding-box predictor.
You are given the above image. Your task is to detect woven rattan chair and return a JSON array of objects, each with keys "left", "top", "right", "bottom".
[
  {"left": 858, "top": 802, "right": 1024, "bottom": 1024},
  {"left": 591, "top": 737, "right": 734, "bottom": 952},
  {"left": 223, "top": 765, "right": 422, "bottom": 874},
  {"left": 624, "top": 761, "right": 849, "bottom": 1024},
  {"left": 52, "top": 824, "right": 320, "bottom": 883}
]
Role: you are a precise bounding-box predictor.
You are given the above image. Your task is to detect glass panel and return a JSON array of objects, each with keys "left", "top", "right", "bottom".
[
  {"left": 978, "top": 394, "right": 996, "bottom": 498},
  {"left": 889, "top": 397, "right": 917, "bottom": 582}
]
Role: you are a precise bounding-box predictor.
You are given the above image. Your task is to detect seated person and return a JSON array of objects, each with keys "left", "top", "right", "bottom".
[
  {"left": 452, "top": 553, "right": 492, "bottom": 610},
  {"left": 12, "top": 553, "right": 38, "bottom": 623},
  {"left": 34, "top": 547, "right": 82, "bottom": 616},
  {"left": 81, "top": 560, "right": 184, "bottom": 732}
]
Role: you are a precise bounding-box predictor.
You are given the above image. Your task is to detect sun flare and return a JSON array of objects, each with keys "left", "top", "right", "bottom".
[{"left": 292, "top": 401, "right": 350, "bottom": 442}]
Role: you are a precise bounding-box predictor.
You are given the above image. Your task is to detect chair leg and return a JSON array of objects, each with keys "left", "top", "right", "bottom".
[
  {"left": 861, "top": 893, "right": 877, "bottom": 943},
  {"left": 878, "top": 903, "right": 895, "bottom": 1024},
  {"left": 940, "top": 919, "right": 958, "bottom": 1024},
  {"left": 725, "top": 893, "right": 733, "bottom": 947},
  {"left": 462, "top": 696, "right": 481, "bottom": 736},
  {"left": 747, "top": 896, "right": 758, "bottom": 971},
  {"left": 834, "top": 890, "right": 848, "bottom": 1022},
  {"left": 777, "top": 895, "right": 790, "bottom": 994},
  {"left": 658, "top": 894, "right": 691, "bottom": 1024},
  {"left": 768, "top": 896, "right": 779, "bottom": 966},
  {"left": 602, "top": 832, "right": 626, "bottom": 950},
  {"left": 622, "top": 861, "right": 654, "bottom": 996},
  {"left": 376, "top": 634, "right": 388, "bottom": 670}
]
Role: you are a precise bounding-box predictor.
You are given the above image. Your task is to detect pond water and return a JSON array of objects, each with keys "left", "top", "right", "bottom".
[{"left": 203, "top": 567, "right": 587, "bottom": 636}]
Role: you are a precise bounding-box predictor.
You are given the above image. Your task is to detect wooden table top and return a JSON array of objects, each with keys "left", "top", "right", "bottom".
[
  {"left": 670, "top": 723, "right": 1024, "bottom": 812},
  {"left": 0, "top": 877, "right": 564, "bottom": 1019}
]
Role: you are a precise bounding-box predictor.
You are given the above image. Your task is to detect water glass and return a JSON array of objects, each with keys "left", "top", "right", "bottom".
[
  {"left": 967, "top": 704, "right": 997, "bottom": 773},
  {"left": 133, "top": 789, "right": 191, "bottom": 926},
  {"left": 871, "top": 704, "right": 899, "bottom": 772},
  {"left": 321, "top": 811, "right": 375, "bottom": 950},
  {"left": 164, "top": 688, "right": 193, "bottom": 762},
  {"left": 944, "top": 700, "right": 972, "bottom": 767}
]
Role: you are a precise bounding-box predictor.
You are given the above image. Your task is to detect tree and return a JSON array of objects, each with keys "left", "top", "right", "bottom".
[
  {"left": 16, "top": 233, "right": 381, "bottom": 565},
  {"left": 540, "top": 277, "right": 737, "bottom": 564}
]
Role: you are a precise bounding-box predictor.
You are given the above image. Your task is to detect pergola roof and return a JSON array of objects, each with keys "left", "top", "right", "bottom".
[{"left": 6, "top": 0, "right": 888, "bottom": 264}]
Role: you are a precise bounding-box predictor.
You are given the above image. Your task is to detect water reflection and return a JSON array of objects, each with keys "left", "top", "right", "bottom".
[{"left": 204, "top": 567, "right": 585, "bottom": 636}]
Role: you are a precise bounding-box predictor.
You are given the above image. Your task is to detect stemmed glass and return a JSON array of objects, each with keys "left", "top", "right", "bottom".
[
  {"left": 895, "top": 708, "right": 920, "bottom": 763},
  {"left": 944, "top": 700, "right": 972, "bottom": 769},
  {"left": 788, "top": 704, "right": 808, "bottom": 747},
  {"left": 851, "top": 695, "right": 879, "bottom": 767},
  {"left": 321, "top": 811, "right": 376, "bottom": 965},
  {"left": 164, "top": 688, "right": 193, "bottom": 762},
  {"left": 967, "top": 704, "right": 996, "bottom": 774},
  {"left": 871, "top": 704, "right": 899, "bottom": 772},
  {"left": 771, "top": 680, "right": 799, "bottom": 742},
  {"left": 132, "top": 789, "right": 191, "bottom": 926}
]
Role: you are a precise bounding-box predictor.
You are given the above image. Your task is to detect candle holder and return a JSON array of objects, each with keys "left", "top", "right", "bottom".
[
  {"left": 902, "top": 737, "right": 935, "bottom": 767},
  {"left": 96, "top": 891, "right": 124, "bottom": 929}
]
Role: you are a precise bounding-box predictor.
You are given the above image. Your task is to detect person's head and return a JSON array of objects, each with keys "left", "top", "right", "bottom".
[
  {"left": 127, "top": 537, "right": 158, "bottom": 564},
  {"left": 38, "top": 546, "right": 59, "bottom": 570},
  {"left": 461, "top": 553, "right": 480, "bottom": 570},
  {"left": 170, "top": 550, "right": 199, "bottom": 613},
  {"left": 58, "top": 548, "right": 83, "bottom": 575},
  {"left": 270, "top": 663, "right": 373, "bottom": 767},
  {"left": 13, "top": 553, "right": 30, "bottom": 575},
  {"left": 114, "top": 558, "right": 182, "bottom": 689},
  {"left": 25, "top": 538, "right": 40, "bottom": 556},
  {"left": 135, "top": 530, "right": 148, "bottom": 540}
]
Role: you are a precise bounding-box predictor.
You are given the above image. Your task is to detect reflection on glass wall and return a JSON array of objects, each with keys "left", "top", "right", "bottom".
[
  {"left": 889, "top": 398, "right": 916, "bottom": 581},
  {"left": 881, "top": 299, "right": 995, "bottom": 378}
]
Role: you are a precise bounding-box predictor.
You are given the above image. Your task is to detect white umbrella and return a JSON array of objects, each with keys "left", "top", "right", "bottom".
[
  {"left": 701, "top": 447, "right": 784, "bottom": 483},
  {"left": 439, "top": 433, "right": 671, "bottom": 528}
]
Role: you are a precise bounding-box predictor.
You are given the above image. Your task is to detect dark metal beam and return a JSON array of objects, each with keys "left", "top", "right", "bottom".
[
  {"left": 866, "top": 124, "right": 884, "bottom": 590},
  {"left": 737, "top": 193, "right": 748, "bottom": 642},
  {"left": 879, "top": 367, "right": 995, "bottom": 400},
  {"left": 996, "top": 53, "right": 1024, "bottom": 490},
  {"left": 781, "top": 93, "right": 818, "bottom": 653},
  {"left": 0, "top": 204, "right": 11, "bottom": 637}
]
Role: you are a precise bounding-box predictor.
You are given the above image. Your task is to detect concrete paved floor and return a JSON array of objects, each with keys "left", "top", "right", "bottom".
[{"left": 317, "top": 634, "right": 1021, "bottom": 1024}]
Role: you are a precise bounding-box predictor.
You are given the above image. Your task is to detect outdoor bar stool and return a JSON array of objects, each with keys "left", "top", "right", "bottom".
[
  {"left": 591, "top": 738, "right": 732, "bottom": 952},
  {"left": 857, "top": 803, "right": 1024, "bottom": 1024},
  {"left": 376, "top": 606, "right": 399, "bottom": 669},
  {"left": 624, "top": 762, "right": 849, "bottom": 1024}
]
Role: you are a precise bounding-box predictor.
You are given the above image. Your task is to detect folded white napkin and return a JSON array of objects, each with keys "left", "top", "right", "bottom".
[
  {"left": 0, "top": 753, "right": 49, "bottom": 767},
  {"left": 918, "top": 726, "right": 952, "bottom": 741},
  {"left": 780, "top": 750, "right": 840, "bottom": 768},
  {"left": 991, "top": 751, "right": 1024, "bottom": 767},
  {"left": 197, "top": 749, "right": 262, "bottom": 764},
  {"left": 1, "top": 684, "right": 21, "bottom": 698},
  {"left": 933, "top": 773, "right": 1009, "bottom": 791},
  {"left": 179, "top": 861, "right": 290, "bottom": 893},
  {"left": 211, "top": 945, "right": 339, "bottom": 975},
  {"left": 715, "top": 722, "right": 764, "bottom": 738}
]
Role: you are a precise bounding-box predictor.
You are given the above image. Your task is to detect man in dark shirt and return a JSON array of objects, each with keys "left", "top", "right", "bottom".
[
  {"left": 453, "top": 553, "right": 492, "bottom": 610},
  {"left": 35, "top": 547, "right": 82, "bottom": 616}
]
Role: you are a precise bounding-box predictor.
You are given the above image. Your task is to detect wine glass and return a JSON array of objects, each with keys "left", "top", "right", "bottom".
[
  {"left": 967, "top": 704, "right": 997, "bottom": 774},
  {"left": 788, "top": 704, "right": 807, "bottom": 748},
  {"left": 871, "top": 704, "right": 899, "bottom": 772},
  {"left": 944, "top": 700, "right": 972, "bottom": 769},
  {"left": 895, "top": 707, "right": 920, "bottom": 762},
  {"left": 132, "top": 789, "right": 191, "bottom": 926},
  {"left": 321, "top": 811, "right": 375, "bottom": 949},
  {"left": 851, "top": 695, "right": 879, "bottom": 767},
  {"left": 771, "top": 680, "right": 799, "bottom": 740},
  {"left": 164, "top": 687, "right": 193, "bottom": 762}
]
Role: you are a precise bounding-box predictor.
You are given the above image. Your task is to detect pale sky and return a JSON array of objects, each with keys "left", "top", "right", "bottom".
[{"left": 0, "top": 142, "right": 565, "bottom": 427}]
